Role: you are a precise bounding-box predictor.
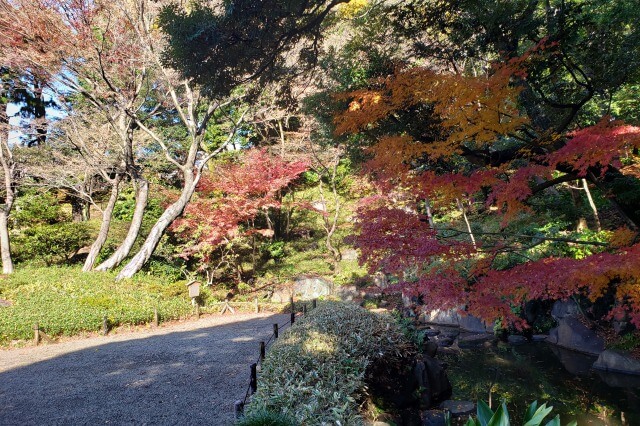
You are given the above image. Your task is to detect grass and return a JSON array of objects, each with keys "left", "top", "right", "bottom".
[{"left": 0, "top": 266, "right": 194, "bottom": 345}]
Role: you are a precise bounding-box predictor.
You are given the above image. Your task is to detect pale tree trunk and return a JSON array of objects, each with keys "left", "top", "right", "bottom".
[
  {"left": 457, "top": 198, "right": 477, "bottom": 249},
  {"left": 95, "top": 177, "right": 148, "bottom": 271},
  {"left": 116, "top": 174, "right": 198, "bottom": 280},
  {"left": 318, "top": 151, "right": 342, "bottom": 274},
  {"left": 0, "top": 102, "right": 15, "bottom": 274},
  {"left": 424, "top": 198, "right": 435, "bottom": 229},
  {"left": 582, "top": 179, "right": 601, "bottom": 232},
  {"left": 83, "top": 174, "right": 122, "bottom": 271}
]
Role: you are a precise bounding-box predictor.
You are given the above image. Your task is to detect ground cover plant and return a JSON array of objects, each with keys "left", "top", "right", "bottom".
[
  {"left": 244, "top": 301, "right": 414, "bottom": 425},
  {"left": 0, "top": 267, "right": 193, "bottom": 345}
]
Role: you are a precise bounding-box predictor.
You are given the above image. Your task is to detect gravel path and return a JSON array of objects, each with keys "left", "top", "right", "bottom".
[{"left": 0, "top": 313, "right": 290, "bottom": 426}]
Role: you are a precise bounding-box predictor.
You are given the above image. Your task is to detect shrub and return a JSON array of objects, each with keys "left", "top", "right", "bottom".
[
  {"left": 0, "top": 267, "right": 193, "bottom": 344},
  {"left": 13, "top": 222, "right": 92, "bottom": 265},
  {"left": 244, "top": 302, "right": 412, "bottom": 425},
  {"left": 454, "top": 400, "right": 577, "bottom": 426}
]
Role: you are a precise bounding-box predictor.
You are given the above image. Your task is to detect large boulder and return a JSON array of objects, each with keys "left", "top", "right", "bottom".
[
  {"left": 335, "top": 285, "right": 359, "bottom": 301},
  {"left": 458, "top": 314, "right": 491, "bottom": 333},
  {"left": 551, "top": 299, "right": 580, "bottom": 322},
  {"left": 593, "top": 349, "right": 640, "bottom": 375},
  {"left": 421, "top": 309, "right": 460, "bottom": 327},
  {"left": 293, "top": 275, "right": 333, "bottom": 300},
  {"left": 547, "top": 317, "right": 605, "bottom": 355}
]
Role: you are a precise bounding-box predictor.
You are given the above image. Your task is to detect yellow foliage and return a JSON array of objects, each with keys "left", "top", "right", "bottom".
[{"left": 338, "top": 0, "right": 369, "bottom": 19}]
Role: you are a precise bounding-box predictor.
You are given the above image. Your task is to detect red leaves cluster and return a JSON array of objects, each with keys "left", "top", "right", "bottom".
[
  {"left": 173, "top": 149, "right": 309, "bottom": 261},
  {"left": 547, "top": 118, "right": 640, "bottom": 176}
]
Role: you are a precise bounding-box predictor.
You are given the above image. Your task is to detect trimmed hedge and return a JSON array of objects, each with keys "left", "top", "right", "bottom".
[
  {"left": 244, "top": 302, "right": 412, "bottom": 425},
  {"left": 0, "top": 267, "right": 193, "bottom": 345}
]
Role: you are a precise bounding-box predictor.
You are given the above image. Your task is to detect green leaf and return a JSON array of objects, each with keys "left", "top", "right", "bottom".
[
  {"left": 524, "top": 400, "right": 538, "bottom": 422},
  {"left": 524, "top": 402, "right": 554, "bottom": 426},
  {"left": 487, "top": 403, "right": 510, "bottom": 426},
  {"left": 544, "top": 414, "right": 560, "bottom": 426},
  {"left": 464, "top": 416, "right": 478, "bottom": 426},
  {"left": 477, "top": 400, "right": 495, "bottom": 426}
]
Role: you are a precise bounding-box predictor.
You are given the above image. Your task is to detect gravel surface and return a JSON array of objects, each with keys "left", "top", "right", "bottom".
[{"left": 0, "top": 313, "right": 290, "bottom": 426}]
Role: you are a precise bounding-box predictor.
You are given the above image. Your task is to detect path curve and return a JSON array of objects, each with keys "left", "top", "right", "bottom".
[{"left": 0, "top": 313, "right": 289, "bottom": 425}]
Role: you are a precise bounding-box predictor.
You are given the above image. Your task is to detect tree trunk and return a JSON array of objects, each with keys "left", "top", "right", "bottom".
[
  {"left": 95, "top": 177, "right": 148, "bottom": 271},
  {"left": 457, "top": 198, "right": 477, "bottom": 249},
  {"left": 116, "top": 176, "right": 197, "bottom": 280},
  {"left": 71, "top": 197, "right": 85, "bottom": 222},
  {"left": 82, "top": 175, "right": 122, "bottom": 271},
  {"left": 0, "top": 210, "right": 14, "bottom": 274},
  {"left": 582, "top": 179, "right": 601, "bottom": 232}
]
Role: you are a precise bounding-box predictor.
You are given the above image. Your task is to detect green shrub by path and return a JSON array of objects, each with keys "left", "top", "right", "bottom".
[
  {"left": 244, "top": 302, "right": 413, "bottom": 425},
  {"left": 0, "top": 267, "right": 193, "bottom": 345}
]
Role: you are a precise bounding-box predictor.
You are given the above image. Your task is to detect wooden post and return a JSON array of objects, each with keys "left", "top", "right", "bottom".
[
  {"left": 195, "top": 304, "right": 200, "bottom": 319},
  {"left": 290, "top": 296, "right": 294, "bottom": 314},
  {"left": 234, "top": 400, "right": 244, "bottom": 419},
  {"left": 291, "top": 312, "right": 295, "bottom": 325},
  {"left": 102, "top": 316, "right": 109, "bottom": 336},
  {"left": 153, "top": 307, "right": 159, "bottom": 327},
  {"left": 250, "top": 363, "right": 258, "bottom": 394},
  {"left": 273, "top": 323, "right": 279, "bottom": 339},
  {"left": 260, "top": 341, "right": 266, "bottom": 362},
  {"left": 34, "top": 323, "right": 40, "bottom": 346},
  {"left": 254, "top": 297, "right": 259, "bottom": 314},
  {"left": 302, "top": 304, "right": 307, "bottom": 315},
  {"left": 312, "top": 299, "right": 317, "bottom": 309}
]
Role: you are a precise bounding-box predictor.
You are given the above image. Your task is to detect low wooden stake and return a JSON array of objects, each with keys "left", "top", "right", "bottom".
[
  {"left": 153, "top": 307, "right": 159, "bottom": 327},
  {"left": 260, "top": 341, "right": 266, "bottom": 362},
  {"left": 250, "top": 363, "right": 258, "bottom": 394},
  {"left": 289, "top": 296, "right": 294, "bottom": 314},
  {"left": 273, "top": 323, "right": 279, "bottom": 339},
  {"left": 254, "top": 297, "right": 259, "bottom": 314},
  {"left": 102, "top": 316, "right": 109, "bottom": 336},
  {"left": 195, "top": 304, "right": 200, "bottom": 319},
  {"left": 312, "top": 299, "right": 317, "bottom": 309},
  {"left": 291, "top": 312, "right": 295, "bottom": 325},
  {"left": 234, "top": 400, "right": 244, "bottom": 419},
  {"left": 302, "top": 304, "right": 307, "bottom": 315},
  {"left": 34, "top": 323, "right": 40, "bottom": 346}
]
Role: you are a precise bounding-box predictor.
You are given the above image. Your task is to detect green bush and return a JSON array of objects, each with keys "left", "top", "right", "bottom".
[
  {"left": 14, "top": 222, "right": 92, "bottom": 265},
  {"left": 13, "top": 191, "right": 65, "bottom": 225},
  {"left": 244, "top": 302, "right": 411, "bottom": 425},
  {"left": 236, "top": 409, "right": 298, "bottom": 426},
  {"left": 0, "top": 266, "right": 193, "bottom": 345},
  {"left": 453, "top": 400, "right": 577, "bottom": 426}
]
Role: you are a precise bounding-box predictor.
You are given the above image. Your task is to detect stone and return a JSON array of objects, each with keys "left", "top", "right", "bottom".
[
  {"left": 293, "top": 275, "right": 333, "bottom": 300},
  {"left": 424, "top": 356, "right": 453, "bottom": 405},
  {"left": 436, "top": 336, "right": 454, "bottom": 347},
  {"left": 547, "top": 317, "right": 605, "bottom": 355},
  {"left": 373, "top": 272, "right": 389, "bottom": 289},
  {"left": 0, "top": 299, "right": 12, "bottom": 308},
  {"left": 551, "top": 299, "right": 580, "bottom": 322},
  {"left": 270, "top": 287, "right": 293, "bottom": 303},
  {"left": 549, "top": 345, "right": 598, "bottom": 376},
  {"left": 424, "top": 341, "right": 439, "bottom": 358},
  {"left": 439, "top": 400, "right": 475, "bottom": 417},
  {"left": 593, "top": 349, "right": 640, "bottom": 375},
  {"left": 424, "top": 328, "right": 441, "bottom": 337},
  {"left": 507, "top": 335, "right": 528, "bottom": 345},
  {"left": 458, "top": 333, "right": 493, "bottom": 349},
  {"left": 422, "top": 410, "right": 446, "bottom": 426},
  {"left": 372, "top": 422, "right": 393, "bottom": 426},
  {"left": 423, "top": 309, "right": 460, "bottom": 326},
  {"left": 458, "top": 314, "right": 490, "bottom": 333},
  {"left": 334, "top": 285, "right": 359, "bottom": 301},
  {"left": 532, "top": 334, "right": 548, "bottom": 342},
  {"left": 342, "top": 248, "right": 359, "bottom": 261}
]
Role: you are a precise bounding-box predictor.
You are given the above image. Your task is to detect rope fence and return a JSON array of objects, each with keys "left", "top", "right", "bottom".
[{"left": 234, "top": 297, "right": 318, "bottom": 419}]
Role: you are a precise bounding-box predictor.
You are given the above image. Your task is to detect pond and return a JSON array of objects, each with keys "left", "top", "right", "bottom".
[{"left": 440, "top": 336, "right": 640, "bottom": 425}]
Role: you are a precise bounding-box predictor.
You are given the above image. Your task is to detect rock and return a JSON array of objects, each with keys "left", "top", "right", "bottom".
[
  {"left": 441, "top": 328, "right": 460, "bottom": 338},
  {"left": 270, "top": 287, "right": 293, "bottom": 303},
  {"left": 334, "top": 285, "right": 359, "bottom": 302},
  {"left": 0, "top": 299, "right": 12, "bottom": 308},
  {"left": 613, "top": 320, "right": 631, "bottom": 335},
  {"left": 424, "top": 341, "right": 439, "bottom": 358},
  {"left": 458, "top": 314, "right": 490, "bottom": 333},
  {"left": 293, "top": 276, "right": 333, "bottom": 300},
  {"left": 547, "top": 317, "right": 605, "bottom": 355},
  {"left": 373, "top": 272, "right": 389, "bottom": 289},
  {"left": 593, "top": 349, "right": 640, "bottom": 375},
  {"left": 423, "top": 309, "right": 460, "bottom": 326},
  {"left": 436, "top": 336, "right": 454, "bottom": 347},
  {"left": 372, "top": 422, "right": 392, "bottom": 426},
  {"left": 532, "top": 334, "right": 548, "bottom": 342},
  {"left": 439, "top": 400, "right": 475, "bottom": 417},
  {"left": 551, "top": 299, "right": 580, "bottom": 322},
  {"left": 422, "top": 410, "right": 446, "bottom": 426},
  {"left": 341, "top": 248, "right": 358, "bottom": 261},
  {"left": 595, "top": 369, "right": 640, "bottom": 388},
  {"left": 424, "top": 328, "right": 441, "bottom": 337},
  {"left": 507, "top": 335, "right": 528, "bottom": 345},
  {"left": 458, "top": 333, "right": 493, "bottom": 349},
  {"left": 424, "top": 356, "right": 453, "bottom": 405}
]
